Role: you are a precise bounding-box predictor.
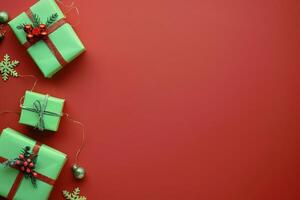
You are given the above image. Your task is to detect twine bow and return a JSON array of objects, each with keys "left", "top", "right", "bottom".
[{"left": 21, "top": 95, "right": 62, "bottom": 131}]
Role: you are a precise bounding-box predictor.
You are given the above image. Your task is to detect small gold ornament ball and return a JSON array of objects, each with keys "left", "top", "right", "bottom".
[
  {"left": 0, "top": 11, "right": 9, "bottom": 24},
  {"left": 72, "top": 164, "right": 86, "bottom": 180}
]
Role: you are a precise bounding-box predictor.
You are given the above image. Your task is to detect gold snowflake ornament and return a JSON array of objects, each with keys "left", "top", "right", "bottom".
[
  {"left": 63, "top": 187, "right": 87, "bottom": 200},
  {"left": 0, "top": 54, "right": 19, "bottom": 81}
]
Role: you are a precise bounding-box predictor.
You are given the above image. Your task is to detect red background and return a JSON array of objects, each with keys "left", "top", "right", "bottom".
[{"left": 1, "top": 0, "right": 300, "bottom": 199}]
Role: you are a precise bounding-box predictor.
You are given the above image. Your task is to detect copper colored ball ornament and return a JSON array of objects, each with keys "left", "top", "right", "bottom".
[
  {"left": 24, "top": 24, "right": 33, "bottom": 33},
  {"left": 0, "top": 11, "right": 9, "bottom": 24},
  {"left": 72, "top": 164, "right": 86, "bottom": 180}
]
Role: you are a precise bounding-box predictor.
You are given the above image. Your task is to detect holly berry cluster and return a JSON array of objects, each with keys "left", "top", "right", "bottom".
[
  {"left": 15, "top": 147, "right": 38, "bottom": 178},
  {"left": 17, "top": 13, "right": 58, "bottom": 43},
  {"left": 6, "top": 146, "right": 38, "bottom": 186},
  {"left": 23, "top": 24, "right": 48, "bottom": 43}
]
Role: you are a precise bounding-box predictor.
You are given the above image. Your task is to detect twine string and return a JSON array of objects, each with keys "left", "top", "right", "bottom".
[
  {"left": 19, "top": 74, "right": 38, "bottom": 92},
  {"left": 1, "top": 75, "right": 38, "bottom": 116},
  {"left": 0, "top": 111, "right": 20, "bottom": 115},
  {"left": 56, "top": 0, "right": 80, "bottom": 27},
  {"left": 63, "top": 113, "right": 86, "bottom": 165},
  {"left": 19, "top": 74, "right": 38, "bottom": 107}
]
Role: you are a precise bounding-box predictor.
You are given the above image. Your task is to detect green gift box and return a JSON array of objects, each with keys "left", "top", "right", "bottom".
[
  {"left": 0, "top": 128, "right": 67, "bottom": 200},
  {"left": 19, "top": 90, "right": 65, "bottom": 132},
  {"left": 8, "top": 0, "right": 85, "bottom": 78}
]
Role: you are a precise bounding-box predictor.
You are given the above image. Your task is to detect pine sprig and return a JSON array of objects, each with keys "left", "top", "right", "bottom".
[
  {"left": 16, "top": 23, "right": 27, "bottom": 30},
  {"left": 0, "top": 54, "right": 19, "bottom": 81},
  {"left": 63, "top": 187, "right": 87, "bottom": 200},
  {"left": 46, "top": 13, "right": 58, "bottom": 27},
  {"left": 21, "top": 146, "right": 31, "bottom": 157},
  {"left": 32, "top": 13, "right": 41, "bottom": 27},
  {"left": 1, "top": 160, "right": 16, "bottom": 167},
  {"left": 16, "top": 13, "right": 58, "bottom": 31}
]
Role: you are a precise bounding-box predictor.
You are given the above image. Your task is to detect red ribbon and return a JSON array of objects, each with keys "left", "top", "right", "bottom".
[
  {"left": 0, "top": 142, "right": 55, "bottom": 200},
  {"left": 23, "top": 9, "right": 68, "bottom": 67}
]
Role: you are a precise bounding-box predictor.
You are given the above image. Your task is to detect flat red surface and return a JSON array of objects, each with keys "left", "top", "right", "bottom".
[{"left": 1, "top": 0, "right": 300, "bottom": 199}]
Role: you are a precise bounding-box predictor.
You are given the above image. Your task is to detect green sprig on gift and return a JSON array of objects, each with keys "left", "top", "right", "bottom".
[
  {"left": 3, "top": 146, "right": 38, "bottom": 187},
  {"left": 46, "top": 13, "right": 58, "bottom": 26},
  {"left": 16, "top": 13, "right": 58, "bottom": 43}
]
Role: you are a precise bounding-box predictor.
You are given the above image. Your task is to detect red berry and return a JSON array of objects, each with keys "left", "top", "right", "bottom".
[
  {"left": 29, "top": 162, "right": 34, "bottom": 168},
  {"left": 15, "top": 160, "right": 21, "bottom": 165},
  {"left": 26, "top": 33, "right": 34, "bottom": 42},
  {"left": 39, "top": 24, "right": 46, "bottom": 31},
  {"left": 19, "top": 154, "right": 24, "bottom": 159},
  {"left": 27, "top": 159, "right": 31, "bottom": 163},
  {"left": 40, "top": 31, "right": 48, "bottom": 38},
  {"left": 26, "top": 168, "right": 31, "bottom": 173},
  {"left": 20, "top": 166, "right": 25, "bottom": 171},
  {"left": 23, "top": 161, "right": 28, "bottom": 167},
  {"left": 24, "top": 24, "right": 33, "bottom": 33},
  {"left": 33, "top": 172, "right": 38, "bottom": 177},
  {"left": 32, "top": 27, "right": 40, "bottom": 36}
]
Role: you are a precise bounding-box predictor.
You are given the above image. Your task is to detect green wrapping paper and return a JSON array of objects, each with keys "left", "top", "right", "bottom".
[
  {"left": 19, "top": 91, "right": 65, "bottom": 132},
  {"left": 0, "top": 128, "right": 67, "bottom": 200},
  {"left": 8, "top": 0, "right": 85, "bottom": 78}
]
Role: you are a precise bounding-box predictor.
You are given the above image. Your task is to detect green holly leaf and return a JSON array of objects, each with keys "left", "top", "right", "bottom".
[
  {"left": 63, "top": 187, "right": 87, "bottom": 200},
  {"left": 16, "top": 23, "right": 26, "bottom": 30},
  {"left": 0, "top": 54, "right": 19, "bottom": 81}
]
